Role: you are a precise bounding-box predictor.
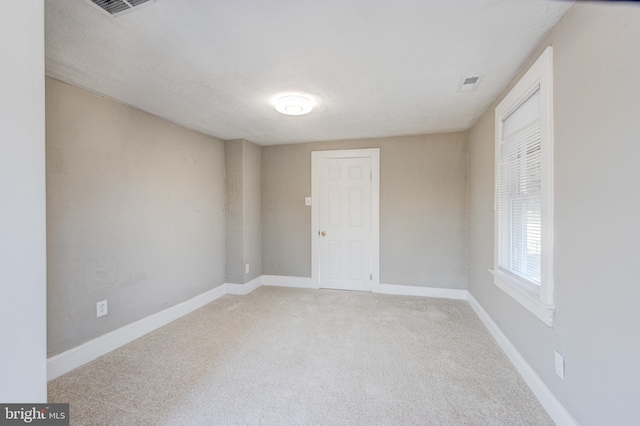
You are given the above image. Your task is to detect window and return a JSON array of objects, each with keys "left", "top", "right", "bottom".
[{"left": 493, "top": 46, "right": 554, "bottom": 326}]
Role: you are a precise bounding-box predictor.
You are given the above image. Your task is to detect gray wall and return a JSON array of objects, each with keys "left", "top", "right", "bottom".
[
  {"left": 225, "top": 139, "right": 262, "bottom": 284},
  {"left": 262, "top": 133, "right": 467, "bottom": 288},
  {"left": 225, "top": 140, "right": 244, "bottom": 284},
  {"left": 243, "top": 141, "right": 262, "bottom": 282},
  {"left": 467, "top": 3, "right": 640, "bottom": 425},
  {"left": 46, "top": 78, "right": 226, "bottom": 356},
  {"left": 0, "top": 1, "right": 47, "bottom": 402}
]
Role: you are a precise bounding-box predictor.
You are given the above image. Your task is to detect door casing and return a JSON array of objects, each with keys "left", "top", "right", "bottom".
[{"left": 311, "top": 148, "right": 380, "bottom": 292}]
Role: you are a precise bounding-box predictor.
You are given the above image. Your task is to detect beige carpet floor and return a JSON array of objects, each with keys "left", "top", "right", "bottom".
[{"left": 48, "top": 286, "right": 553, "bottom": 425}]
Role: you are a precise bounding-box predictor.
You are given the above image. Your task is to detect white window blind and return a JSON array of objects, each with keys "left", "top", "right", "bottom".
[{"left": 498, "top": 87, "right": 542, "bottom": 287}]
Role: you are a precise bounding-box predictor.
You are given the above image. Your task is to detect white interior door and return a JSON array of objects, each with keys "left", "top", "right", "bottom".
[{"left": 319, "top": 157, "right": 372, "bottom": 291}]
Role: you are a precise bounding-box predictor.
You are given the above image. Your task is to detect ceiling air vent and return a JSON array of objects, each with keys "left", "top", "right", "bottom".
[
  {"left": 87, "top": 0, "right": 156, "bottom": 17},
  {"left": 458, "top": 75, "right": 483, "bottom": 92}
]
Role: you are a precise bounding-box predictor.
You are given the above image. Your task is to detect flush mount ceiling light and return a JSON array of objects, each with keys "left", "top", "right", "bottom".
[{"left": 274, "top": 94, "right": 314, "bottom": 116}]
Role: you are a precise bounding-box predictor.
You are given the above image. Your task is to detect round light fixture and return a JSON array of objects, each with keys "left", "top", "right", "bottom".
[{"left": 274, "top": 94, "right": 313, "bottom": 116}]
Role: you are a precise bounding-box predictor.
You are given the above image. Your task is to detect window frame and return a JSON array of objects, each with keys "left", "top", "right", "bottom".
[{"left": 493, "top": 46, "right": 555, "bottom": 326}]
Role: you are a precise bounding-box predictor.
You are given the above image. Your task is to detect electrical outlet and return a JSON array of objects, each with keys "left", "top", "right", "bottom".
[
  {"left": 245, "top": 264, "right": 250, "bottom": 274},
  {"left": 305, "top": 197, "right": 312, "bottom": 206},
  {"left": 554, "top": 351, "right": 565, "bottom": 380},
  {"left": 97, "top": 300, "right": 108, "bottom": 318}
]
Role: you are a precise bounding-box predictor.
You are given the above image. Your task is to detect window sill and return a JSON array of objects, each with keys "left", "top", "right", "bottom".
[{"left": 489, "top": 269, "right": 555, "bottom": 327}]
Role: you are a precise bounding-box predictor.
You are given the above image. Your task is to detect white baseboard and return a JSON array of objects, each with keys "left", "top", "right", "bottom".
[
  {"left": 46, "top": 276, "right": 574, "bottom": 426},
  {"left": 467, "top": 293, "right": 578, "bottom": 426},
  {"left": 47, "top": 284, "right": 227, "bottom": 381},
  {"left": 226, "top": 276, "right": 263, "bottom": 295},
  {"left": 46, "top": 279, "right": 466, "bottom": 381},
  {"left": 377, "top": 283, "right": 468, "bottom": 300},
  {"left": 262, "top": 275, "right": 315, "bottom": 289},
  {"left": 261, "top": 278, "right": 468, "bottom": 301}
]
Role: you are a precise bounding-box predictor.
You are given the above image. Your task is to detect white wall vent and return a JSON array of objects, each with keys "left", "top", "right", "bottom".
[
  {"left": 86, "top": 0, "right": 157, "bottom": 17},
  {"left": 458, "top": 75, "right": 484, "bottom": 92}
]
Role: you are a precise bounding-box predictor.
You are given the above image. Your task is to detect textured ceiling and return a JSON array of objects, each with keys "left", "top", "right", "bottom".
[{"left": 45, "top": 0, "right": 572, "bottom": 145}]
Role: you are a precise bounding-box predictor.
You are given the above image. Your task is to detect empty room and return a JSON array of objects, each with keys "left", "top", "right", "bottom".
[{"left": 1, "top": 0, "right": 639, "bottom": 425}]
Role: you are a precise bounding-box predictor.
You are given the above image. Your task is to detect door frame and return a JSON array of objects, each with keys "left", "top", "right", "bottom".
[{"left": 311, "top": 148, "right": 380, "bottom": 292}]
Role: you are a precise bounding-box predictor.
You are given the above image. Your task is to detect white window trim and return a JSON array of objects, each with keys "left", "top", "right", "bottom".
[{"left": 493, "top": 46, "right": 555, "bottom": 326}]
